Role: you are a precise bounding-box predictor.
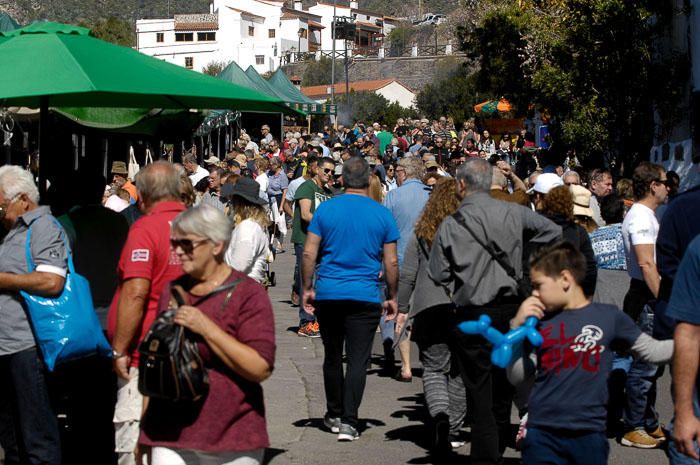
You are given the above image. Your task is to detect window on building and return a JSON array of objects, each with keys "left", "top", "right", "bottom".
[
  {"left": 300, "top": 28, "right": 308, "bottom": 38},
  {"left": 268, "top": 29, "right": 276, "bottom": 38},
  {"left": 156, "top": 32, "right": 164, "bottom": 43},
  {"left": 175, "top": 32, "right": 194, "bottom": 42},
  {"left": 255, "top": 55, "right": 265, "bottom": 65},
  {"left": 248, "top": 26, "right": 255, "bottom": 36},
  {"left": 197, "top": 31, "right": 216, "bottom": 41},
  {"left": 185, "top": 57, "right": 193, "bottom": 69},
  {"left": 366, "top": 15, "right": 370, "bottom": 20}
]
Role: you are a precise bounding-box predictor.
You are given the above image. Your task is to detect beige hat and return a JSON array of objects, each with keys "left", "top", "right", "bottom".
[
  {"left": 570, "top": 184, "right": 594, "bottom": 218},
  {"left": 235, "top": 154, "right": 248, "bottom": 166},
  {"left": 204, "top": 156, "right": 220, "bottom": 165},
  {"left": 425, "top": 160, "right": 440, "bottom": 169},
  {"left": 111, "top": 161, "right": 128, "bottom": 175}
]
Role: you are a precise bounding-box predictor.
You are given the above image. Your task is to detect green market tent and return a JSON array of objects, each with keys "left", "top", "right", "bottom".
[
  {"left": 268, "top": 69, "right": 335, "bottom": 115},
  {"left": 243, "top": 66, "right": 303, "bottom": 112},
  {"left": 0, "top": 12, "right": 19, "bottom": 33},
  {"left": 0, "top": 22, "right": 297, "bottom": 113}
]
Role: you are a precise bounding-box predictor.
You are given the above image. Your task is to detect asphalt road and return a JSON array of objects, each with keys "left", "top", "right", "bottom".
[
  {"left": 264, "top": 245, "right": 675, "bottom": 465},
  {"left": 0, "top": 241, "right": 676, "bottom": 465}
]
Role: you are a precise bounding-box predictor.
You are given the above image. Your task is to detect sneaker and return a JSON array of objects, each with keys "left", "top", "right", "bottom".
[
  {"left": 323, "top": 415, "right": 341, "bottom": 433},
  {"left": 337, "top": 423, "right": 360, "bottom": 441},
  {"left": 621, "top": 429, "right": 662, "bottom": 449},
  {"left": 297, "top": 322, "right": 320, "bottom": 338},
  {"left": 433, "top": 413, "right": 450, "bottom": 456},
  {"left": 449, "top": 434, "right": 465, "bottom": 449},
  {"left": 647, "top": 426, "right": 667, "bottom": 441},
  {"left": 515, "top": 413, "right": 528, "bottom": 450}
]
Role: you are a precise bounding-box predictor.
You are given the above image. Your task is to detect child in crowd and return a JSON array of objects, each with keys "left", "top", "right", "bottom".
[{"left": 508, "top": 241, "right": 673, "bottom": 465}]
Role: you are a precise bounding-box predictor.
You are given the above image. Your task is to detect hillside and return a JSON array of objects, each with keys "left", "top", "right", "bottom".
[{"left": 0, "top": 0, "right": 460, "bottom": 26}]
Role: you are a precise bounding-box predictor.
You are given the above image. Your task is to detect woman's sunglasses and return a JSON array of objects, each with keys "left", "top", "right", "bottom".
[{"left": 170, "top": 238, "right": 210, "bottom": 254}]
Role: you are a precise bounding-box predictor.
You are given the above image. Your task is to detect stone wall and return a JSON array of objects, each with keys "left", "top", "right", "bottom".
[{"left": 283, "top": 55, "right": 469, "bottom": 93}]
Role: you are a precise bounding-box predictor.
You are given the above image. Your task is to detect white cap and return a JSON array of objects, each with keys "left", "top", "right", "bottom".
[
  {"left": 204, "top": 156, "right": 220, "bottom": 165},
  {"left": 527, "top": 173, "right": 564, "bottom": 194}
]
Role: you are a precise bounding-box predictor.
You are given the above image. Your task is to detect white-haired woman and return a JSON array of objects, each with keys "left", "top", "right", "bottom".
[
  {"left": 139, "top": 204, "right": 275, "bottom": 465},
  {"left": 224, "top": 177, "right": 273, "bottom": 285}
]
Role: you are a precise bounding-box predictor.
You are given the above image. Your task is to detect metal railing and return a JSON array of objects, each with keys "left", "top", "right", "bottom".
[{"left": 280, "top": 43, "right": 462, "bottom": 65}]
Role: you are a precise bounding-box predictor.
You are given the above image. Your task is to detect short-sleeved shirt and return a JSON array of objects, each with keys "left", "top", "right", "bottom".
[
  {"left": 622, "top": 203, "right": 659, "bottom": 281},
  {"left": 309, "top": 194, "right": 400, "bottom": 303},
  {"left": 140, "top": 271, "right": 275, "bottom": 452},
  {"left": 0, "top": 207, "right": 68, "bottom": 355},
  {"left": 527, "top": 303, "right": 641, "bottom": 432},
  {"left": 291, "top": 179, "right": 332, "bottom": 245},
  {"left": 383, "top": 179, "right": 430, "bottom": 266},
  {"left": 666, "top": 235, "right": 700, "bottom": 324},
  {"left": 285, "top": 176, "right": 307, "bottom": 204},
  {"left": 267, "top": 171, "right": 289, "bottom": 197},
  {"left": 107, "top": 201, "right": 186, "bottom": 366}
]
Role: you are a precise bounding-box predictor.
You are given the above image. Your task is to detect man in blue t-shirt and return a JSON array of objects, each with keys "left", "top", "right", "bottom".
[
  {"left": 301, "top": 156, "right": 400, "bottom": 442},
  {"left": 668, "top": 236, "right": 700, "bottom": 460}
]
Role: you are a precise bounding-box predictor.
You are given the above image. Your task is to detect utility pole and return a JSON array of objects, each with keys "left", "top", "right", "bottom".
[{"left": 331, "top": 0, "right": 337, "bottom": 106}]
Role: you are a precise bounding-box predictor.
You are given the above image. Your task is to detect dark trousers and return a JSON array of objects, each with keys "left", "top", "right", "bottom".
[
  {"left": 315, "top": 300, "right": 382, "bottom": 427},
  {"left": 522, "top": 427, "right": 609, "bottom": 465},
  {"left": 0, "top": 347, "right": 61, "bottom": 465},
  {"left": 452, "top": 303, "right": 517, "bottom": 465}
]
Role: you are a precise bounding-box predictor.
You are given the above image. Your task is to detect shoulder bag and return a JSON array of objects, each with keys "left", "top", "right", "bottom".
[
  {"left": 21, "top": 217, "right": 111, "bottom": 371},
  {"left": 452, "top": 212, "right": 530, "bottom": 299},
  {"left": 138, "top": 277, "right": 242, "bottom": 402}
]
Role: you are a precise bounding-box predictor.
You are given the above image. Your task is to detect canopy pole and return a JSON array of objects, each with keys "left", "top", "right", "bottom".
[
  {"left": 308, "top": 114, "right": 311, "bottom": 135},
  {"left": 38, "top": 96, "right": 49, "bottom": 201}
]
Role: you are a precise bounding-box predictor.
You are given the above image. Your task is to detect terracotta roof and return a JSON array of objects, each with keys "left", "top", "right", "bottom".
[
  {"left": 174, "top": 22, "right": 218, "bottom": 31},
  {"left": 302, "top": 79, "right": 407, "bottom": 98},
  {"left": 226, "top": 6, "right": 266, "bottom": 20},
  {"left": 308, "top": 20, "right": 325, "bottom": 29},
  {"left": 355, "top": 21, "right": 381, "bottom": 30},
  {"left": 280, "top": 7, "right": 323, "bottom": 21}
]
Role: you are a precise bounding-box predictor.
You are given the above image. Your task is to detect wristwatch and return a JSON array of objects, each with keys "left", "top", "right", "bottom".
[{"left": 112, "top": 349, "right": 127, "bottom": 359}]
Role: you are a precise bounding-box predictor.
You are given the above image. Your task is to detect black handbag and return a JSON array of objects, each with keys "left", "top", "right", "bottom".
[{"left": 138, "top": 278, "right": 241, "bottom": 401}]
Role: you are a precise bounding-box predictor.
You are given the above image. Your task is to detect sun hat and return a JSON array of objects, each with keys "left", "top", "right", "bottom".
[
  {"left": 204, "top": 156, "right": 220, "bottom": 165},
  {"left": 111, "top": 161, "right": 128, "bottom": 175},
  {"left": 528, "top": 173, "right": 564, "bottom": 194},
  {"left": 235, "top": 154, "right": 248, "bottom": 166},
  {"left": 570, "top": 184, "right": 594, "bottom": 218},
  {"left": 425, "top": 160, "right": 440, "bottom": 169},
  {"left": 223, "top": 177, "right": 267, "bottom": 205}
]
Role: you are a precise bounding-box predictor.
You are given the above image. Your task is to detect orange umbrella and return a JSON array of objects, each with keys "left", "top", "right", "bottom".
[{"left": 474, "top": 98, "right": 512, "bottom": 114}]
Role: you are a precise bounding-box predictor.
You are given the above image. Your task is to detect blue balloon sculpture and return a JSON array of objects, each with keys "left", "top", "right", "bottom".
[{"left": 457, "top": 315, "right": 543, "bottom": 368}]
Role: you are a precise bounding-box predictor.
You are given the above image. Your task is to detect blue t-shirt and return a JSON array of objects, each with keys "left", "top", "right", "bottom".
[
  {"left": 383, "top": 179, "right": 430, "bottom": 266},
  {"left": 527, "top": 303, "right": 641, "bottom": 432},
  {"left": 308, "top": 194, "right": 400, "bottom": 303},
  {"left": 666, "top": 235, "right": 700, "bottom": 325}
]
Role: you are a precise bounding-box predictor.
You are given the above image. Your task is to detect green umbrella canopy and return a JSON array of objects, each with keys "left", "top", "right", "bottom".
[
  {"left": 0, "top": 12, "right": 19, "bottom": 33},
  {"left": 244, "top": 66, "right": 295, "bottom": 103},
  {"left": 0, "top": 21, "right": 296, "bottom": 114},
  {"left": 268, "top": 68, "right": 330, "bottom": 115}
]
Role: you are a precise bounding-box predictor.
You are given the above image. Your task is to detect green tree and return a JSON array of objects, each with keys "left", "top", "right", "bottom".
[
  {"left": 201, "top": 60, "right": 229, "bottom": 76},
  {"left": 336, "top": 91, "right": 417, "bottom": 125},
  {"left": 301, "top": 57, "right": 344, "bottom": 87},
  {"left": 87, "top": 17, "right": 134, "bottom": 47}
]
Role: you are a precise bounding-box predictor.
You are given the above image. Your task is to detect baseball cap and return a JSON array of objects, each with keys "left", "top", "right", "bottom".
[
  {"left": 528, "top": 173, "right": 564, "bottom": 194},
  {"left": 425, "top": 160, "right": 440, "bottom": 169}
]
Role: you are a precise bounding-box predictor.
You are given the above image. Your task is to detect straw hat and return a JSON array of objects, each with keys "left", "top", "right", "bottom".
[{"left": 570, "top": 184, "right": 594, "bottom": 218}]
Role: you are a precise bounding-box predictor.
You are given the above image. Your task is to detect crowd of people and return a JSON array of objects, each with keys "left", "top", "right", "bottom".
[{"left": 0, "top": 115, "right": 699, "bottom": 465}]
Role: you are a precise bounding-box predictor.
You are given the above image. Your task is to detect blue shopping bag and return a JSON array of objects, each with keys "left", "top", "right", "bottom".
[{"left": 20, "top": 217, "right": 111, "bottom": 371}]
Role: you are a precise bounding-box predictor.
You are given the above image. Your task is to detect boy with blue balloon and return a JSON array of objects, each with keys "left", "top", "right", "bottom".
[{"left": 504, "top": 241, "right": 672, "bottom": 464}]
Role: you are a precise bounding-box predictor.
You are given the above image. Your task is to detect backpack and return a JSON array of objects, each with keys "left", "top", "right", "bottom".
[{"left": 138, "top": 279, "right": 241, "bottom": 402}]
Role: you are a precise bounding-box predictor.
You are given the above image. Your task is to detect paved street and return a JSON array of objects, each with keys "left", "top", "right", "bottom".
[
  {"left": 0, "top": 241, "right": 675, "bottom": 465},
  {"left": 263, "top": 245, "right": 674, "bottom": 465}
]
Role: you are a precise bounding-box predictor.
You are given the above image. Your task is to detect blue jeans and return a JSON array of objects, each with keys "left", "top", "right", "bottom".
[
  {"left": 624, "top": 304, "right": 660, "bottom": 431},
  {"left": 295, "top": 242, "right": 316, "bottom": 325},
  {"left": 522, "top": 427, "right": 609, "bottom": 465},
  {"left": 0, "top": 347, "right": 61, "bottom": 465}
]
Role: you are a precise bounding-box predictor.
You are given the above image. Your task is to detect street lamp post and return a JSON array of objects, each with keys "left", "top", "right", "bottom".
[{"left": 331, "top": 0, "right": 337, "bottom": 108}]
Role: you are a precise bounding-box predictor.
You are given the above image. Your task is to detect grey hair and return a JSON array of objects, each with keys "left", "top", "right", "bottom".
[
  {"left": 182, "top": 154, "right": 197, "bottom": 165},
  {"left": 562, "top": 171, "right": 580, "bottom": 183},
  {"left": 456, "top": 158, "right": 492, "bottom": 193},
  {"left": 0, "top": 165, "right": 40, "bottom": 203},
  {"left": 492, "top": 166, "right": 508, "bottom": 189},
  {"left": 135, "top": 161, "right": 181, "bottom": 204},
  {"left": 171, "top": 204, "right": 233, "bottom": 251},
  {"left": 398, "top": 157, "right": 425, "bottom": 180},
  {"left": 342, "top": 156, "right": 370, "bottom": 188}
]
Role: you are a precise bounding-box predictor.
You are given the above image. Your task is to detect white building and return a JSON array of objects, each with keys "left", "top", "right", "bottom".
[
  {"left": 308, "top": 1, "right": 400, "bottom": 54},
  {"left": 301, "top": 79, "right": 416, "bottom": 108},
  {"left": 136, "top": 0, "right": 324, "bottom": 74}
]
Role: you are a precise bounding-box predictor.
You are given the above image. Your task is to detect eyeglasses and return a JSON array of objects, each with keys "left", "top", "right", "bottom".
[
  {"left": 170, "top": 238, "right": 210, "bottom": 255},
  {"left": 323, "top": 168, "right": 334, "bottom": 174},
  {"left": 654, "top": 178, "right": 671, "bottom": 188}
]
